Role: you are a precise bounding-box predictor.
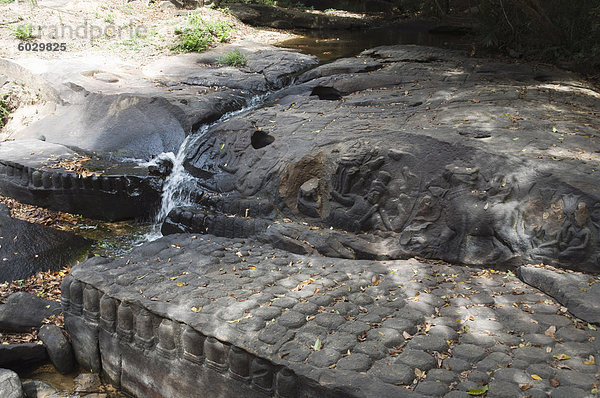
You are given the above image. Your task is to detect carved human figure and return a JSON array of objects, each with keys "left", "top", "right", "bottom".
[
  {"left": 532, "top": 195, "right": 593, "bottom": 264},
  {"left": 330, "top": 171, "right": 391, "bottom": 232}
]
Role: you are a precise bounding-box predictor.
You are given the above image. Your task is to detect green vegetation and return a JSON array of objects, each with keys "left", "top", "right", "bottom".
[
  {"left": 476, "top": 0, "right": 600, "bottom": 71},
  {"left": 218, "top": 49, "right": 247, "bottom": 67},
  {"left": 120, "top": 31, "right": 147, "bottom": 52},
  {"left": 220, "top": 0, "right": 311, "bottom": 10},
  {"left": 173, "top": 13, "right": 234, "bottom": 53},
  {"left": 0, "top": 93, "right": 9, "bottom": 128},
  {"left": 104, "top": 13, "right": 115, "bottom": 24},
  {"left": 0, "top": 0, "right": 15, "bottom": 4},
  {"left": 399, "top": 0, "right": 599, "bottom": 72},
  {"left": 12, "top": 24, "right": 35, "bottom": 40}
]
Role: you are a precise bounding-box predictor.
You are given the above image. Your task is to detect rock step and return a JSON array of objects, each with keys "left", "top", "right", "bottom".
[
  {"left": 62, "top": 276, "right": 324, "bottom": 398},
  {"left": 0, "top": 159, "right": 162, "bottom": 221},
  {"left": 161, "top": 206, "right": 271, "bottom": 238}
]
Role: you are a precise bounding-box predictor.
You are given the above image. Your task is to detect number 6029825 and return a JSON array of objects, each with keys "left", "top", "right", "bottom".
[{"left": 18, "top": 42, "right": 67, "bottom": 51}]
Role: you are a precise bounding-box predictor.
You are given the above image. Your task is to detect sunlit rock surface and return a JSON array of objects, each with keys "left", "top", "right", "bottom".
[{"left": 170, "top": 45, "right": 600, "bottom": 272}]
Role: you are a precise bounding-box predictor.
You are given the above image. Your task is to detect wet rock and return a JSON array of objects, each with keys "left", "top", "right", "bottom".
[
  {"left": 0, "top": 344, "right": 48, "bottom": 372},
  {"left": 74, "top": 373, "right": 101, "bottom": 393},
  {"left": 0, "top": 369, "right": 22, "bottom": 398},
  {"left": 147, "top": 153, "right": 175, "bottom": 177},
  {"left": 21, "top": 379, "right": 57, "bottom": 398},
  {"left": 0, "top": 292, "right": 62, "bottom": 332},
  {"left": 38, "top": 325, "right": 76, "bottom": 375},
  {"left": 0, "top": 140, "right": 162, "bottom": 221}
]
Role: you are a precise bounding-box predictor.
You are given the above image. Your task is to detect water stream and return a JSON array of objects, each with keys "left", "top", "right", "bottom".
[
  {"left": 276, "top": 21, "right": 474, "bottom": 62},
  {"left": 146, "top": 91, "right": 276, "bottom": 240},
  {"left": 146, "top": 24, "right": 475, "bottom": 239}
]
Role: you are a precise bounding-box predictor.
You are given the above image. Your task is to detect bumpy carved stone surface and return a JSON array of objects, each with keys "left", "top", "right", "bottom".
[
  {"left": 65, "top": 234, "right": 600, "bottom": 398},
  {"left": 0, "top": 140, "right": 162, "bottom": 220},
  {"left": 169, "top": 45, "right": 600, "bottom": 272}
]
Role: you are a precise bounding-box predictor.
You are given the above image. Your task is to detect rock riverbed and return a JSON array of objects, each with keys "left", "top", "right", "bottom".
[
  {"left": 65, "top": 233, "right": 600, "bottom": 397},
  {"left": 1, "top": 38, "right": 600, "bottom": 397}
]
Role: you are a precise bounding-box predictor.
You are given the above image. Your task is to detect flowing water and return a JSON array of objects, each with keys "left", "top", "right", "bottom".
[
  {"left": 146, "top": 91, "right": 276, "bottom": 240},
  {"left": 147, "top": 23, "right": 475, "bottom": 238}
]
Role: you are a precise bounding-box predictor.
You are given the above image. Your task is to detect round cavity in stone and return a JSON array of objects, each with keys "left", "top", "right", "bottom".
[{"left": 251, "top": 131, "right": 275, "bottom": 149}]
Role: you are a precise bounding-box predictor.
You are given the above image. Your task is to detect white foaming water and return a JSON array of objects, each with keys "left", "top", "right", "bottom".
[{"left": 146, "top": 92, "right": 273, "bottom": 241}]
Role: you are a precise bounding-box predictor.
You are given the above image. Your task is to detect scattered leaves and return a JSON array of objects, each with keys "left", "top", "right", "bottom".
[
  {"left": 226, "top": 314, "right": 252, "bottom": 323},
  {"left": 545, "top": 325, "right": 556, "bottom": 338},
  {"left": 530, "top": 374, "right": 542, "bottom": 381},
  {"left": 313, "top": 337, "right": 322, "bottom": 351},
  {"left": 467, "top": 385, "right": 488, "bottom": 395}
]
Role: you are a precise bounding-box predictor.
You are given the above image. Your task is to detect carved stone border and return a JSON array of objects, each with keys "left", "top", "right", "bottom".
[{"left": 62, "top": 275, "right": 308, "bottom": 398}]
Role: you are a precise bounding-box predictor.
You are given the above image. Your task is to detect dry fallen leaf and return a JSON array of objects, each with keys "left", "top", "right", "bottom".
[{"left": 545, "top": 325, "right": 556, "bottom": 338}]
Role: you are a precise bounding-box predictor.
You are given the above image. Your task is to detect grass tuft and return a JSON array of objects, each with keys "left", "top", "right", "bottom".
[{"left": 217, "top": 49, "right": 247, "bottom": 67}]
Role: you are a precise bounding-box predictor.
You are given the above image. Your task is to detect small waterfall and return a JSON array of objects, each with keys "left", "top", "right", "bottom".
[{"left": 146, "top": 92, "right": 274, "bottom": 241}]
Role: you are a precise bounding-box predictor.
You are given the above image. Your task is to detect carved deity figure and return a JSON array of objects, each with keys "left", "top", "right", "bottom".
[
  {"left": 532, "top": 194, "right": 592, "bottom": 264},
  {"left": 329, "top": 168, "right": 391, "bottom": 233}
]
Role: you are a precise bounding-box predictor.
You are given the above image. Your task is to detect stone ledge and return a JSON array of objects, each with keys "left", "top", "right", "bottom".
[
  {"left": 64, "top": 234, "right": 600, "bottom": 397},
  {"left": 519, "top": 266, "right": 600, "bottom": 324}
]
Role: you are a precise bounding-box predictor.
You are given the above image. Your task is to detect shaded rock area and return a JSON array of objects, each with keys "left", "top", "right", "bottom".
[
  {"left": 21, "top": 379, "right": 58, "bottom": 398},
  {"left": 0, "top": 42, "right": 316, "bottom": 220},
  {"left": 165, "top": 45, "right": 600, "bottom": 272},
  {"left": 0, "top": 206, "right": 89, "bottom": 282},
  {"left": 225, "top": 3, "right": 370, "bottom": 30},
  {"left": 0, "top": 292, "right": 62, "bottom": 331},
  {"left": 65, "top": 234, "right": 600, "bottom": 398},
  {"left": 38, "top": 324, "right": 76, "bottom": 375},
  {"left": 0, "top": 344, "right": 48, "bottom": 373},
  {"left": 519, "top": 266, "right": 600, "bottom": 324}
]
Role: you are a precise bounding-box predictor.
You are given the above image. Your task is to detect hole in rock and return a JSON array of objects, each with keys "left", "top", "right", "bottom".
[
  {"left": 251, "top": 131, "right": 275, "bottom": 149},
  {"left": 310, "top": 86, "right": 343, "bottom": 100},
  {"left": 458, "top": 130, "right": 491, "bottom": 139},
  {"left": 534, "top": 75, "right": 555, "bottom": 82}
]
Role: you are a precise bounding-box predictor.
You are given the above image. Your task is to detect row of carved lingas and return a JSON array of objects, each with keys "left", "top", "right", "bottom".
[
  {"left": 0, "top": 160, "right": 131, "bottom": 192},
  {"left": 61, "top": 276, "right": 298, "bottom": 397}
]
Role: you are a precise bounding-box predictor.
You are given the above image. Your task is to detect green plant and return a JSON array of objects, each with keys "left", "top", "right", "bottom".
[
  {"left": 476, "top": 0, "right": 600, "bottom": 70},
  {"left": 12, "top": 24, "right": 35, "bottom": 40},
  {"left": 174, "top": 27, "right": 212, "bottom": 52},
  {"left": 104, "top": 13, "right": 114, "bottom": 24},
  {"left": 0, "top": 0, "right": 15, "bottom": 4},
  {"left": 221, "top": 0, "right": 310, "bottom": 8},
  {"left": 120, "top": 31, "right": 147, "bottom": 52},
  {"left": 0, "top": 93, "right": 10, "bottom": 128},
  {"left": 173, "top": 13, "right": 236, "bottom": 53},
  {"left": 217, "top": 49, "right": 247, "bottom": 67},
  {"left": 204, "top": 19, "right": 233, "bottom": 42}
]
